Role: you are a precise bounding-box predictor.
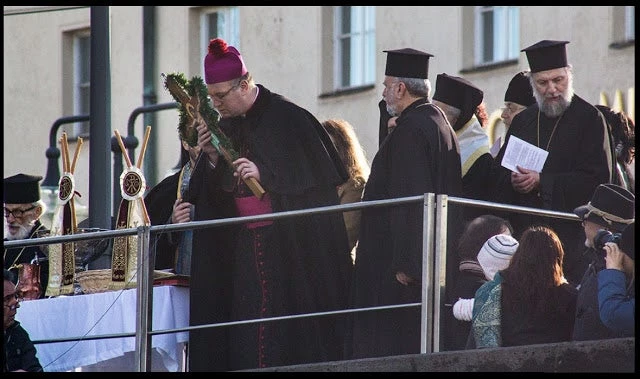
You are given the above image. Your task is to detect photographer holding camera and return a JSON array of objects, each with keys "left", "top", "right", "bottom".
[
  {"left": 571, "top": 183, "right": 634, "bottom": 341},
  {"left": 598, "top": 222, "right": 634, "bottom": 337}
]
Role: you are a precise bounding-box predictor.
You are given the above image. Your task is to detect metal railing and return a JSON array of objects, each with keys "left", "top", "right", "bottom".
[{"left": 4, "top": 194, "right": 581, "bottom": 371}]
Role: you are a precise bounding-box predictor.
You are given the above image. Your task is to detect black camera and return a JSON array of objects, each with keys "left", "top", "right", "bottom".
[{"left": 593, "top": 229, "right": 622, "bottom": 251}]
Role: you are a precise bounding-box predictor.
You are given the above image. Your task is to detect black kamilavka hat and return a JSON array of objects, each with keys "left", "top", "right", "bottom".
[
  {"left": 432, "top": 73, "right": 483, "bottom": 111},
  {"left": 4, "top": 173, "right": 43, "bottom": 204},
  {"left": 521, "top": 40, "right": 569, "bottom": 73},
  {"left": 383, "top": 48, "right": 433, "bottom": 79},
  {"left": 432, "top": 73, "right": 483, "bottom": 130},
  {"left": 504, "top": 71, "right": 535, "bottom": 107}
]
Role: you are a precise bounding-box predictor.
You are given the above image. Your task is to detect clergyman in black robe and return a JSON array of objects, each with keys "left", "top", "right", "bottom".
[
  {"left": 348, "top": 48, "right": 463, "bottom": 359},
  {"left": 189, "top": 37, "right": 352, "bottom": 372},
  {"left": 190, "top": 85, "right": 352, "bottom": 371},
  {"left": 490, "top": 40, "right": 615, "bottom": 285},
  {"left": 4, "top": 174, "right": 50, "bottom": 300}
]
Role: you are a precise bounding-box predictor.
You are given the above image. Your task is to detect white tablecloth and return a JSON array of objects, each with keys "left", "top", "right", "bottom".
[{"left": 17, "top": 285, "right": 189, "bottom": 372}]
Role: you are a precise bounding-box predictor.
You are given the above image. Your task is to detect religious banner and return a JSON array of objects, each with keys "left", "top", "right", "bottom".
[
  {"left": 109, "top": 126, "right": 152, "bottom": 290},
  {"left": 46, "top": 133, "right": 83, "bottom": 297}
]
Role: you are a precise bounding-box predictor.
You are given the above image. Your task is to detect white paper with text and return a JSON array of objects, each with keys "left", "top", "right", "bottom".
[{"left": 501, "top": 136, "right": 548, "bottom": 173}]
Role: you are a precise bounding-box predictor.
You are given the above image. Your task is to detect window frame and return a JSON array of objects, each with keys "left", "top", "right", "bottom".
[
  {"left": 624, "top": 5, "right": 634, "bottom": 41},
  {"left": 333, "top": 6, "right": 376, "bottom": 91},
  {"left": 199, "top": 7, "right": 240, "bottom": 80},
  {"left": 474, "top": 6, "right": 520, "bottom": 67},
  {"left": 72, "top": 30, "right": 91, "bottom": 139}
]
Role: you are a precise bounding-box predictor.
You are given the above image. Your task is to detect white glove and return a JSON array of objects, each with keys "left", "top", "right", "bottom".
[{"left": 452, "top": 298, "right": 475, "bottom": 321}]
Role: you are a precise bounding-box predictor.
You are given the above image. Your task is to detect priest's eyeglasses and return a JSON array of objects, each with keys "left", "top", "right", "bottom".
[{"left": 4, "top": 206, "right": 36, "bottom": 218}]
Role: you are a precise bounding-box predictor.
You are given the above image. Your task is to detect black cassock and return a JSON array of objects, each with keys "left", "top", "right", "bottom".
[
  {"left": 461, "top": 152, "right": 498, "bottom": 221},
  {"left": 491, "top": 94, "right": 614, "bottom": 284},
  {"left": 144, "top": 145, "right": 200, "bottom": 272},
  {"left": 188, "top": 85, "right": 352, "bottom": 371},
  {"left": 348, "top": 98, "right": 463, "bottom": 359}
]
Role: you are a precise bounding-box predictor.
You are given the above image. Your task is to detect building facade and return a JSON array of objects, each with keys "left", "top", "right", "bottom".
[{"left": 3, "top": 6, "right": 635, "bottom": 227}]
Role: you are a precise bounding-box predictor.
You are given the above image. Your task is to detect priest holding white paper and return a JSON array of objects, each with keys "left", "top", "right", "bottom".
[{"left": 490, "top": 40, "right": 615, "bottom": 285}]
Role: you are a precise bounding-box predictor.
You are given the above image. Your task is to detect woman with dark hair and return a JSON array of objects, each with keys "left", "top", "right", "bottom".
[{"left": 470, "top": 226, "right": 577, "bottom": 348}]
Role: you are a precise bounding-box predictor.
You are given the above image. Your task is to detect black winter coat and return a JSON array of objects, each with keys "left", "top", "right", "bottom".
[
  {"left": 572, "top": 250, "right": 630, "bottom": 341},
  {"left": 4, "top": 321, "right": 43, "bottom": 372}
]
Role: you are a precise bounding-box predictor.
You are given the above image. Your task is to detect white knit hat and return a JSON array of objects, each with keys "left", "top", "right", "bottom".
[{"left": 477, "top": 234, "right": 519, "bottom": 280}]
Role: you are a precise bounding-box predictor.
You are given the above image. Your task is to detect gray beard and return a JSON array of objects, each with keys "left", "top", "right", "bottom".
[
  {"left": 4, "top": 221, "right": 33, "bottom": 240},
  {"left": 540, "top": 99, "right": 569, "bottom": 118},
  {"left": 386, "top": 102, "right": 398, "bottom": 117},
  {"left": 535, "top": 87, "right": 574, "bottom": 118}
]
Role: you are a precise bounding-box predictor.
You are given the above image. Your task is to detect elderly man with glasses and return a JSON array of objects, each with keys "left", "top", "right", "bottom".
[
  {"left": 3, "top": 173, "right": 49, "bottom": 299},
  {"left": 4, "top": 269, "right": 43, "bottom": 372}
]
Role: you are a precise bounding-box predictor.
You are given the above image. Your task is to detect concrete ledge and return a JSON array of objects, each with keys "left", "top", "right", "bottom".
[{"left": 245, "top": 337, "right": 635, "bottom": 372}]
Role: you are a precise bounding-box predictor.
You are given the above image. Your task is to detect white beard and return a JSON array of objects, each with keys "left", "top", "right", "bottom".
[{"left": 4, "top": 219, "right": 34, "bottom": 240}]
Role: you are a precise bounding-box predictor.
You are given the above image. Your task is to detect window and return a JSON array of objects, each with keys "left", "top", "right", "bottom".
[
  {"left": 73, "top": 31, "right": 91, "bottom": 138},
  {"left": 333, "top": 6, "right": 376, "bottom": 90},
  {"left": 624, "top": 6, "right": 634, "bottom": 41},
  {"left": 610, "top": 6, "right": 634, "bottom": 48},
  {"left": 475, "top": 6, "right": 520, "bottom": 66},
  {"left": 200, "top": 7, "right": 239, "bottom": 79}
]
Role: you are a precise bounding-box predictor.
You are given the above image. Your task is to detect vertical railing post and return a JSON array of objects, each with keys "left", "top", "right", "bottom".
[
  {"left": 420, "top": 192, "right": 436, "bottom": 354},
  {"left": 432, "top": 194, "right": 449, "bottom": 353},
  {"left": 135, "top": 225, "right": 153, "bottom": 372}
]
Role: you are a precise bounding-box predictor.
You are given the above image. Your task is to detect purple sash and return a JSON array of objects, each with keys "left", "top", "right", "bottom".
[{"left": 235, "top": 193, "right": 273, "bottom": 229}]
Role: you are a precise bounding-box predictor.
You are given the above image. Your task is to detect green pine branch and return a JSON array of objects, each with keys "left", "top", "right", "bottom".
[{"left": 162, "top": 72, "right": 240, "bottom": 162}]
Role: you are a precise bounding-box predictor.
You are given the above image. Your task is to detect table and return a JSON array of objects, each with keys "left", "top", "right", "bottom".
[{"left": 17, "top": 285, "right": 189, "bottom": 372}]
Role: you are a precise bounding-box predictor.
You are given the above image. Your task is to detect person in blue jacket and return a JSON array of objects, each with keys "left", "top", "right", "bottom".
[{"left": 598, "top": 221, "right": 635, "bottom": 337}]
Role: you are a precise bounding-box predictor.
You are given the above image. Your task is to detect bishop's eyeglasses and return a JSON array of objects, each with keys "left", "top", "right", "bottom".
[{"left": 210, "top": 81, "right": 242, "bottom": 102}]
